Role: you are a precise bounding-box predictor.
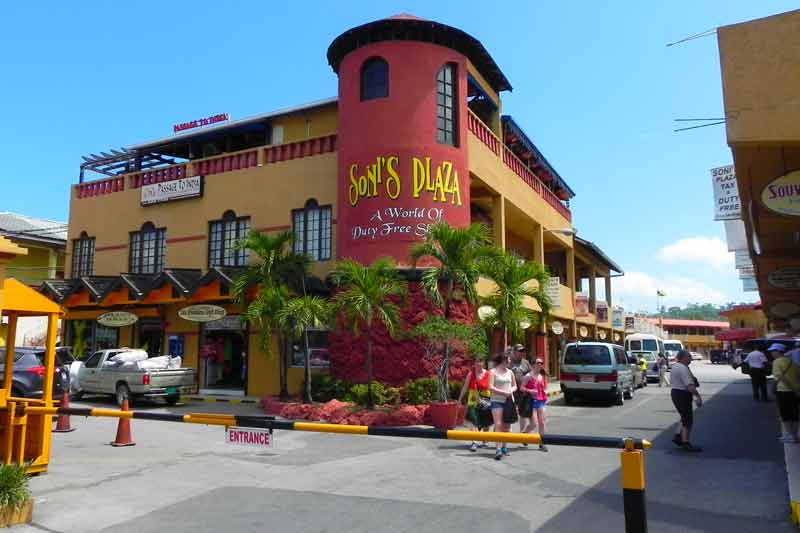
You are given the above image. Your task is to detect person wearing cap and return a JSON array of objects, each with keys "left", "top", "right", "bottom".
[
  {"left": 671, "top": 350, "right": 703, "bottom": 452},
  {"left": 744, "top": 345, "right": 770, "bottom": 402},
  {"left": 509, "top": 344, "right": 531, "bottom": 417},
  {"left": 521, "top": 358, "right": 549, "bottom": 452},
  {"left": 770, "top": 343, "right": 800, "bottom": 443}
]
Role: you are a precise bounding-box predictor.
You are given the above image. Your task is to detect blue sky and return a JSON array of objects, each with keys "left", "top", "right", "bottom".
[{"left": 1, "top": 1, "right": 794, "bottom": 311}]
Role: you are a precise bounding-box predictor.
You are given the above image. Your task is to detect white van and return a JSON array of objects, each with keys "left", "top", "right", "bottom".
[
  {"left": 560, "top": 342, "right": 636, "bottom": 406},
  {"left": 663, "top": 340, "right": 684, "bottom": 363},
  {"left": 625, "top": 333, "right": 667, "bottom": 370}
]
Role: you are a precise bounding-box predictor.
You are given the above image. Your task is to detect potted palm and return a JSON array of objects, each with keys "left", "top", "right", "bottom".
[
  {"left": 330, "top": 257, "right": 405, "bottom": 410},
  {"left": 410, "top": 222, "right": 498, "bottom": 428},
  {"left": 0, "top": 463, "right": 32, "bottom": 527}
]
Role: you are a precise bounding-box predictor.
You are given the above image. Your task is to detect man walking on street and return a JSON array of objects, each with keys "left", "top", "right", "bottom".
[
  {"left": 657, "top": 353, "right": 669, "bottom": 387},
  {"left": 745, "top": 346, "right": 769, "bottom": 402},
  {"left": 510, "top": 344, "right": 532, "bottom": 418},
  {"left": 671, "top": 350, "right": 703, "bottom": 452}
]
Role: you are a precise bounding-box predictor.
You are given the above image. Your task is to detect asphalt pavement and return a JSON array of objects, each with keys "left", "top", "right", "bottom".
[{"left": 20, "top": 362, "right": 794, "bottom": 532}]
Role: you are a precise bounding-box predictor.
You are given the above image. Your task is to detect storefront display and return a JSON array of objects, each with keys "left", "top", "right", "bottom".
[
  {"left": 136, "top": 318, "right": 164, "bottom": 356},
  {"left": 200, "top": 316, "right": 247, "bottom": 391}
]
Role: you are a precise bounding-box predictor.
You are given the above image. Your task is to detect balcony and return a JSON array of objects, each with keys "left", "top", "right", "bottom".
[
  {"left": 74, "top": 134, "right": 337, "bottom": 200},
  {"left": 467, "top": 110, "right": 572, "bottom": 223}
]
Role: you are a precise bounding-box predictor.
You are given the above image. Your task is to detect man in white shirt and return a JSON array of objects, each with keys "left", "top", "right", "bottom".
[
  {"left": 671, "top": 350, "right": 703, "bottom": 452},
  {"left": 788, "top": 342, "right": 800, "bottom": 367},
  {"left": 745, "top": 347, "right": 769, "bottom": 402}
]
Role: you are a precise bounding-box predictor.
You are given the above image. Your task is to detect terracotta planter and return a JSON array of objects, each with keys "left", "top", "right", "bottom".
[
  {"left": 455, "top": 404, "right": 467, "bottom": 426},
  {"left": 0, "top": 500, "right": 32, "bottom": 527},
  {"left": 428, "top": 401, "right": 459, "bottom": 429}
]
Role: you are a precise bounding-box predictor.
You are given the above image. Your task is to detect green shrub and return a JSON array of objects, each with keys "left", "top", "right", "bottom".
[
  {"left": 345, "top": 382, "right": 386, "bottom": 406},
  {"left": 405, "top": 377, "right": 438, "bottom": 405},
  {"left": 449, "top": 381, "right": 463, "bottom": 401},
  {"left": 0, "top": 463, "right": 30, "bottom": 509},
  {"left": 309, "top": 374, "right": 349, "bottom": 403},
  {"left": 382, "top": 386, "right": 401, "bottom": 406}
]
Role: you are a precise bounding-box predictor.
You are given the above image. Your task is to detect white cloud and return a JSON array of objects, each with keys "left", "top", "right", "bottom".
[
  {"left": 655, "top": 237, "right": 734, "bottom": 271},
  {"left": 612, "top": 271, "right": 728, "bottom": 312}
]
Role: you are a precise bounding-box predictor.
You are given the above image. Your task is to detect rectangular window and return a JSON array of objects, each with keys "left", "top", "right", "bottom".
[
  {"left": 71, "top": 236, "right": 95, "bottom": 277},
  {"left": 129, "top": 227, "right": 166, "bottom": 274},
  {"left": 208, "top": 215, "right": 250, "bottom": 268},
  {"left": 292, "top": 203, "right": 331, "bottom": 261},
  {"left": 436, "top": 64, "right": 457, "bottom": 146}
]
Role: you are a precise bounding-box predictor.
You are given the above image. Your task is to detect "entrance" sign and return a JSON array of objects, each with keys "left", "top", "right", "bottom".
[{"left": 226, "top": 426, "right": 272, "bottom": 448}]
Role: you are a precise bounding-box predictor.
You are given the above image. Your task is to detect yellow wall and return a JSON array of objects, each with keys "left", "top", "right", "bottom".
[
  {"left": 274, "top": 105, "right": 338, "bottom": 143},
  {"left": 5, "top": 245, "right": 60, "bottom": 286},
  {"left": 719, "top": 10, "right": 800, "bottom": 144},
  {"left": 721, "top": 308, "right": 768, "bottom": 337}
]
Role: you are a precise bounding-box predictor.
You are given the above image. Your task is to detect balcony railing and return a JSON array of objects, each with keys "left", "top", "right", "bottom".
[
  {"left": 468, "top": 110, "right": 571, "bottom": 223},
  {"left": 74, "top": 134, "right": 337, "bottom": 200}
]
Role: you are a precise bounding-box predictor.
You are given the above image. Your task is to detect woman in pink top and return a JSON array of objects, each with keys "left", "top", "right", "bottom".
[{"left": 521, "top": 358, "right": 549, "bottom": 452}]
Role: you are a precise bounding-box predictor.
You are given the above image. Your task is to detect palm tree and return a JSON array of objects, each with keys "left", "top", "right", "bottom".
[
  {"left": 409, "top": 222, "right": 498, "bottom": 402},
  {"left": 234, "top": 230, "right": 309, "bottom": 400},
  {"left": 330, "top": 257, "right": 405, "bottom": 410},
  {"left": 278, "top": 295, "right": 332, "bottom": 403},
  {"left": 481, "top": 251, "right": 552, "bottom": 346}
]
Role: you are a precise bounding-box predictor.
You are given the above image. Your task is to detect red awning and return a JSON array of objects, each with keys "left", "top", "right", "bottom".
[{"left": 715, "top": 328, "right": 757, "bottom": 341}]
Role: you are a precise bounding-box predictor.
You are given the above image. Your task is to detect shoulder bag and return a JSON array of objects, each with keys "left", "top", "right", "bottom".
[{"left": 502, "top": 396, "right": 518, "bottom": 424}]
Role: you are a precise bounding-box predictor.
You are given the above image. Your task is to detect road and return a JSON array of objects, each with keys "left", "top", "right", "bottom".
[{"left": 21, "top": 362, "right": 793, "bottom": 532}]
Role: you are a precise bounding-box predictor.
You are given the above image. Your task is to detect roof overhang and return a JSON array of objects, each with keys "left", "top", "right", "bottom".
[{"left": 574, "top": 237, "right": 624, "bottom": 275}]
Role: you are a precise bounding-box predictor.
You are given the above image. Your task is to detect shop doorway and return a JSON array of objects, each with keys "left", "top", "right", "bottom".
[
  {"left": 200, "top": 316, "right": 247, "bottom": 395},
  {"left": 136, "top": 319, "right": 163, "bottom": 356}
]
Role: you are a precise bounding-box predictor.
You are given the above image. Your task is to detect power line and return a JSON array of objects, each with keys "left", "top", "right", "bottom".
[
  {"left": 673, "top": 121, "right": 726, "bottom": 132},
  {"left": 666, "top": 28, "right": 717, "bottom": 47}
]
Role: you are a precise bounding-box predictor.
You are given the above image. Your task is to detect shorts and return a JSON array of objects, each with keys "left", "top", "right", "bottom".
[
  {"left": 671, "top": 389, "right": 693, "bottom": 429},
  {"left": 777, "top": 391, "right": 799, "bottom": 422},
  {"left": 532, "top": 399, "right": 547, "bottom": 409},
  {"left": 490, "top": 400, "right": 506, "bottom": 410}
]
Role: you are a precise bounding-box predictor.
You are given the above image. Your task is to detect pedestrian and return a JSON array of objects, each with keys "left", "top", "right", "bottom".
[
  {"left": 671, "top": 350, "right": 703, "bottom": 452},
  {"left": 787, "top": 342, "right": 800, "bottom": 368},
  {"left": 510, "top": 344, "right": 531, "bottom": 412},
  {"left": 488, "top": 352, "right": 517, "bottom": 461},
  {"left": 457, "top": 358, "right": 492, "bottom": 451},
  {"left": 638, "top": 355, "right": 648, "bottom": 386},
  {"left": 770, "top": 343, "right": 799, "bottom": 443},
  {"left": 521, "top": 358, "right": 549, "bottom": 452},
  {"left": 657, "top": 353, "right": 669, "bottom": 387},
  {"left": 745, "top": 346, "right": 770, "bottom": 401}
]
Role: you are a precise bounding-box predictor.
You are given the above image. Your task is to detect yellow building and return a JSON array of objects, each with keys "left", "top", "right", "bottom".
[
  {"left": 651, "top": 319, "right": 729, "bottom": 355},
  {"left": 718, "top": 10, "right": 800, "bottom": 336},
  {"left": 717, "top": 304, "right": 768, "bottom": 346},
  {"left": 42, "top": 15, "right": 624, "bottom": 397}
]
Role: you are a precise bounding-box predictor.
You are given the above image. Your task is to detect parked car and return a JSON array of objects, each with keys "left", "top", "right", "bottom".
[
  {"left": 75, "top": 348, "right": 196, "bottom": 406},
  {"left": 629, "top": 350, "right": 659, "bottom": 383},
  {"left": 625, "top": 353, "right": 647, "bottom": 389},
  {"left": 0, "top": 347, "right": 69, "bottom": 399},
  {"left": 739, "top": 337, "right": 799, "bottom": 375},
  {"left": 691, "top": 352, "right": 704, "bottom": 361},
  {"left": 560, "top": 342, "right": 636, "bottom": 406}
]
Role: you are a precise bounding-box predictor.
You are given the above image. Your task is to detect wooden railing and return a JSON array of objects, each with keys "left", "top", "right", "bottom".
[
  {"left": 75, "top": 177, "right": 126, "bottom": 198},
  {"left": 264, "top": 134, "right": 336, "bottom": 164},
  {"left": 502, "top": 146, "right": 572, "bottom": 222},
  {"left": 467, "top": 111, "right": 500, "bottom": 154},
  {"left": 128, "top": 164, "right": 188, "bottom": 189},
  {"left": 468, "top": 110, "right": 571, "bottom": 223}
]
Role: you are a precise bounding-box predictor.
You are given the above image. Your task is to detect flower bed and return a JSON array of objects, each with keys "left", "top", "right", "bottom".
[{"left": 260, "top": 397, "right": 432, "bottom": 426}]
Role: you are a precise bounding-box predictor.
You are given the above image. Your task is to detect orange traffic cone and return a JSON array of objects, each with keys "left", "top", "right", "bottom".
[
  {"left": 53, "top": 389, "right": 75, "bottom": 433},
  {"left": 110, "top": 398, "right": 135, "bottom": 447}
]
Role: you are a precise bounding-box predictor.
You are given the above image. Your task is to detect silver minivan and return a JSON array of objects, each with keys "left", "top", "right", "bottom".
[{"left": 560, "top": 342, "right": 636, "bottom": 405}]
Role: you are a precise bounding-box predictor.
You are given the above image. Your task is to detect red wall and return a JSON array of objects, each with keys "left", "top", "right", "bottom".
[{"left": 336, "top": 40, "right": 471, "bottom": 265}]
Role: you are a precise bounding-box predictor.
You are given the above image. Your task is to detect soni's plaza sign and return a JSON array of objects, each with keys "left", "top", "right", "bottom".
[{"left": 340, "top": 154, "right": 469, "bottom": 261}]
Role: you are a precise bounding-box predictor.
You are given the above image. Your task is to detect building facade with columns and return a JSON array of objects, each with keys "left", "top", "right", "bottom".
[{"left": 42, "top": 15, "right": 624, "bottom": 397}]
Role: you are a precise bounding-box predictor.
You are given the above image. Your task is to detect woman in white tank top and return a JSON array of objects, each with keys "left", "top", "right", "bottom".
[{"left": 488, "top": 352, "right": 517, "bottom": 460}]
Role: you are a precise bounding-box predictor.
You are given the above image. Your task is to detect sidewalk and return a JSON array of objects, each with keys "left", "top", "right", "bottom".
[{"left": 784, "top": 443, "right": 800, "bottom": 527}]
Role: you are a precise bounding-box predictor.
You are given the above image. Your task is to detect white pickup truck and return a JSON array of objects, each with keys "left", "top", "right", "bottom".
[{"left": 74, "top": 349, "right": 196, "bottom": 406}]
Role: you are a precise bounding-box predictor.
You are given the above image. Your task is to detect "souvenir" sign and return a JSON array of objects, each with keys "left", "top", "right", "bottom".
[
  {"left": 178, "top": 305, "right": 227, "bottom": 323},
  {"left": 97, "top": 311, "right": 138, "bottom": 328},
  {"left": 761, "top": 170, "right": 800, "bottom": 217}
]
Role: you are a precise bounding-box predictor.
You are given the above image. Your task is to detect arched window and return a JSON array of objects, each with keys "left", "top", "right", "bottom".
[
  {"left": 436, "top": 63, "right": 457, "bottom": 146},
  {"left": 292, "top": 200, "right": 332, "bottom": 261},
  {"left": 129, "top": 222, "right": 166, "bottom": 274},
  {"left": 208, "top": 210, "right": 250, "bottom": 268},
  {"left": 71, "top": 231, "right": 95, "bottom": 277},
  {"left": 361, "top": 57, "right": 389, "bottom": 101}
]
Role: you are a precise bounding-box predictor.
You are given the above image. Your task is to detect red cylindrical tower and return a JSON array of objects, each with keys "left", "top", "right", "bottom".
[{"left": 329, "top": 15, "right": 478, "bottom": 265}]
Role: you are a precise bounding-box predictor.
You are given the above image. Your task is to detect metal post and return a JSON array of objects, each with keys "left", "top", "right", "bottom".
[{"left": 620, "top": 438, "right": 647, "bottom": 533}]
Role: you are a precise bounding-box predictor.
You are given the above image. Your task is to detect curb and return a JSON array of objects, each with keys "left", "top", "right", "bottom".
[{"left": 784, "top": 442, "right": 800, "bottom": 528}]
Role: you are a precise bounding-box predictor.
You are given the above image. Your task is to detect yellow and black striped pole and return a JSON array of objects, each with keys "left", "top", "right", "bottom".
[{"left": 621, "top": 438, "right": 648, "bottom": 533}]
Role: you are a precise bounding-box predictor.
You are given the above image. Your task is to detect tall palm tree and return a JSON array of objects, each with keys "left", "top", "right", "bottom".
[
  {"left": 330, "top": 257, "right": 405, "bottom": 410},
  {"left": 481, "top": 251, "right": 552, "bottom": 346},
  {"left": 234, "top": 230, "right": 309, "bottom": 400},
  {"left": 409, "top": 222, "right": 498, "bottom": 402},
  {"left": 278, "top": 295, "right": 332, "bottom": 403}
]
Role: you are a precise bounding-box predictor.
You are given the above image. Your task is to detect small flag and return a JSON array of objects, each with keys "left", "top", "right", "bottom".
[{"left": 656, "top": 290, "right": 666, "bottom": 297}]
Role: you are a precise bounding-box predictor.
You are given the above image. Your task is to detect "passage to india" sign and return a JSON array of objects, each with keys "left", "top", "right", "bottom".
[{"left": 141, "top": 176, "right": 203, "bottom": 206}]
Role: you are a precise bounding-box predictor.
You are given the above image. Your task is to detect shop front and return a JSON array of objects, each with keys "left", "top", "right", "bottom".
[{"left": 199, "top": 315, "right": 248, "bottom": 395}]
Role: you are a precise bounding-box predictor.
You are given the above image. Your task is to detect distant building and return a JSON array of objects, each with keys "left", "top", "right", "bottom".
[
  {"left": 718, "top": 303, "right": 767, "bottom": 346},
  {"left": 645, "top": 318, "right": 729, "bottom": 354}
]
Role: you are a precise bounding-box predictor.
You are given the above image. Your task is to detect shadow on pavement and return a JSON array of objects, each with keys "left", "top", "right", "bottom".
[{"left": 534, "top": 380, "right": 793, "bottom": 533}]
